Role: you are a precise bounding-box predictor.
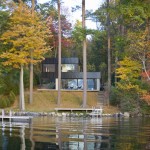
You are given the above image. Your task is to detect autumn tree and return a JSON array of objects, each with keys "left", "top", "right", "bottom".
[
  {"left": 116, "top": 57, "right": 142, "bottom": 91},
  {"left": 37, "top": 1, "right": 72, "bottom": 58},
  {"left": 0, "top": 2, "right": 51, "bottom": 111},
  {"left": 115, "top": 57, "right": 144, "bottom": 112}
]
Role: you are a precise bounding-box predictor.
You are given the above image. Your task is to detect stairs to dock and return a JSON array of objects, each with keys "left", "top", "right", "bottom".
[{"left": 96, "top": 91, "right": 106, "bottom": 108}]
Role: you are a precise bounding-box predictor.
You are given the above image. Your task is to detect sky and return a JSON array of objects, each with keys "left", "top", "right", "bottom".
[{"left": 37, "top": 0, "right": 103, "bottom": 29}]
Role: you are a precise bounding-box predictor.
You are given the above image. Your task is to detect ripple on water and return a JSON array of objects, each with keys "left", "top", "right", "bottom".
[{"left": 0, "top": 117, "right": 150, "bottom": 150}]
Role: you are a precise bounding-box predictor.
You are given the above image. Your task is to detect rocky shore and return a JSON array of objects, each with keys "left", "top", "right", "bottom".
[
  {"left": 1, "top": 109, "right": 148, "bottom": 118},
  {"left": 6, "top": 111, "right": 136, "bottom": 118}
]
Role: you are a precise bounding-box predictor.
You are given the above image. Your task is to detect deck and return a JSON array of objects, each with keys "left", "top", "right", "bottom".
[
  {"left": 0, "top": 110, "right": 32, "bottom": 123},
  {"left": 55, "top": 107, "right": 103, "bottom": 112}
]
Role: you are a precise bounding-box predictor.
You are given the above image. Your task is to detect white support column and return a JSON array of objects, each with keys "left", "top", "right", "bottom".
[
  {"left": 97, "top": 79, "right": 100, "bottom": 91},
  {"left": 56, "top": 78, "right": 58, "bottom": 90}
]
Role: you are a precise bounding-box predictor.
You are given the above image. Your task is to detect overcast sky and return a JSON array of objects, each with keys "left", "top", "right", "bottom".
[{"left": 37, "top": 0, "right": 103, "bottom": 29}]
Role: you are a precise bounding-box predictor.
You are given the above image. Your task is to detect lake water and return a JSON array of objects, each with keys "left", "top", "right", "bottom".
[{"left": 0, "top": 117, "right": 150, "bottom": 150}]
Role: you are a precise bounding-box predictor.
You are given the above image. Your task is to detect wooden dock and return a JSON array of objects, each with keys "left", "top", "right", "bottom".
[
  {"left": 55, "top": 107, "right": 103, "bottom": 113},
  {"left": 0, "top": 110, "right": 32, "bottom": 123}
]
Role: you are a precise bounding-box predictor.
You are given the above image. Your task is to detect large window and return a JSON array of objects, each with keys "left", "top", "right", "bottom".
[
  {"left": 61, "top": 79, "right": 97, "bottom": 90},
  {"left": 43, "top": 64, "right": 55, "bottom": 72},
  {"left": 61, "top": 64, "right": 75, "bottom": 72},
  {"left": 87, "top": 79, "right": 96, "bottom": 90},
  {"left": 78, "top": 79, "right": 83, "bottom": 89},
  {"left": 62, "top": 79, "right": 77, "bottom": 89}
]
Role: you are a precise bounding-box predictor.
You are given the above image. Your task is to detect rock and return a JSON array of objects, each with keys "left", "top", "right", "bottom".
[
  {"left": 124, "top": 112, "right": 130, "bottom": 117},
  {"left": 62, "top": 113, "right": 66, "bottom": 116}
]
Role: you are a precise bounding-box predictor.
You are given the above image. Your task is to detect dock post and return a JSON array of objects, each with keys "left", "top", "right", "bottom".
[{"left": 9, "top": 110, "right": 12, "bottom": 122}]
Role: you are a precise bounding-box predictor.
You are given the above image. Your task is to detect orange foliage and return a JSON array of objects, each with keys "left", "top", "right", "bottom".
[
  {"left": 141, "top": 70, "right": 150, "bottom": 78},
  {"left": 142, "top": 94, "right": 150, "bottom": 105}
]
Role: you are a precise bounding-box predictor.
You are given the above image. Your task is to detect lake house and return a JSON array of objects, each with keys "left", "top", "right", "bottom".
[{"left": 41, "top": 57, "right": 101, "bottom": 91}]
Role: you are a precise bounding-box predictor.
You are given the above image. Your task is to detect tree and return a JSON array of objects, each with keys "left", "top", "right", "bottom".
[
  {"left": 0, "top": 2, "right": 51, "bottom": 110},
  {"left": 106, "top": 0, "right": 111, "bottom": 106},
  {"left": 116, "top": 57, "right": 142, "bottom": 90},
  {"left": 57, "top": 0, "right": 61, "bottom": 106},
  {"left": 29, "top": 0, "right": 35, "bottom": 104},
  {"left": 115, "top": 57, "right": 145, "bottom": 112},
  {"left": 126, "top": 30, "right": 150, "bottom": 81},
  {"left": 82, "top": 0, "right": 87, "bottom": 108},
  {"left": 37, "top": 1, "right": 72, "bottom": 57}
]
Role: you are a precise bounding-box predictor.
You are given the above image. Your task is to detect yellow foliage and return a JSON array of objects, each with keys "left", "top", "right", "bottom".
[
  {"left": 0, "top": 2, "right": 52, "bottom": 68},
  {"left": 116, "top": 57, "right": 143, "bottom": 92},
  {"left": 116, "top": 57, "right": 141, "bottom": 80}
]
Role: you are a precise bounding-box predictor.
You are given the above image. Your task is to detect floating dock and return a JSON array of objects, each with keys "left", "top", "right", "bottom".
[
  {"left": 55, "top": 107, "right": 103, "bottom": 113},
  {"left": 0, "top": 110, "right": 32, "bottom": 123}
]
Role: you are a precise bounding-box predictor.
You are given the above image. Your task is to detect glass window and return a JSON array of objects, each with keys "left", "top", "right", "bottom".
[
  {"left": 77, "top": 79, "right": 83, "bottom": 89},
  {"left": 61, "top": 64, "right": 75, "bottom": 72},
  {"left": 87, "top": 79, "right": 96, "bottom": 90},
  {"left": 62, "top": 79, "right": 78, "bottom": 89},
  {"left": 43, "top": 64, "right": 55, "bottom": 72},
  {"left": 61, "top": 79, "right": 97, "bottom": 90}
]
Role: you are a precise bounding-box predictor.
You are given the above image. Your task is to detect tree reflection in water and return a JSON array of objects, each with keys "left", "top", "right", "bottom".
[{"left": 0, "top": 117, "right": 150, "bottom": 150}]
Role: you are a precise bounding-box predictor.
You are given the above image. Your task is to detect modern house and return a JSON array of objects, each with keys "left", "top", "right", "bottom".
[{"left": 41, "top": 57, "right": 101, "bottom": 91}]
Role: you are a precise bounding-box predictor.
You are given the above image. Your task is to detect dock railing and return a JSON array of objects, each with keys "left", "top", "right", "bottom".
[{"left": 0, "top": 109, "right": 32, "bottom": 123}]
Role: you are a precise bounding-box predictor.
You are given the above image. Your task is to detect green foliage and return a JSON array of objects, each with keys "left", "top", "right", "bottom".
[
  {"left": 72, "top": 25, "right": 87, "bottom": 42},
  {"left": 0, "top": 70, "right": 19, "bottom": 95},
  {"left": 72, "top": 20, "right": 95, "bottom": 43},
  {"left": 0, "top": 91, "right": 16, "bottom": 108},
  {"left": 0, "top": 10, "right": 9, "bottom": 34},
  {"left": 110, "top": 86, "right": 141, "bottom": 112},
  {"left": 9, "top": 91, "right": 16, "bottom": 104},
  {"left": 88, "top": 31, "right": 107, "bottom": 71},
  {"left": 0, "top": 97, "right": 8, "bottom": 108},
  {"left": 87, "top": 64, "right": 96, "bottom": 71},
  {"left": 110, "top": 86, "right": 121, "bottom": 106},
  {"left": 140, "top": 101, "right": 150, "bottom": 114}
]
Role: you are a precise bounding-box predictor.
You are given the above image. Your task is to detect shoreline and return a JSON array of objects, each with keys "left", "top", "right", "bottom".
[{"left": 1, "top": 109, "right": 148, "bottom": 118}]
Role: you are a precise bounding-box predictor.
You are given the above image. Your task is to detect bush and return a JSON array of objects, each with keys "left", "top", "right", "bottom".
[
  {"left": 110, "top": 86, "right": 121, "bottom": 106},
  {"left": 9, "top": 91, "right": 16, "bottom": 104},
  {"left": 0, "top": 96, "right": 9, "bottom": 108},
  {"left": 110, "top": 86, "right": 141, "bottom": 113},
  {"left": 0, "top": 91, "right": 16, "bottom": 108}
]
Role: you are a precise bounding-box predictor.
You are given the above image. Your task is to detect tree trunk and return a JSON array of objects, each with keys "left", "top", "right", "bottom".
[
  {"left": 142, "top": 58, "right": 150, "bottom": 80},
  {"left": 29, "top": 0, "right": 35, "bottom": 104},
  {"left": 57, "top": 0, "right": 61, "bottom": 106},
  {"left": 107, "top": 0, "right": 111, "bottom": 106},
  {"left": 82, "top": 0, "right": 87, "bottom": 108},
  {"left": 29, "top": 52, "right": 33, "bottom": 104},
  {"left": 20, "top": 64, "right": 25, "bottom": 111}
]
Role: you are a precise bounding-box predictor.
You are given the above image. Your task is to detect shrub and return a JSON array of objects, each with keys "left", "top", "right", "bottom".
[
  {"left": 110, "top": 86, "right": 141, "bottom": 113},
  {"left": 0, "top": 91, "right": 16, "bottom": 108},
  {"left": 9, "top": 91, "right": 16, "bottom": 105},
  {"left": 0, "top": 96, "right": 8, "bottom": 108}
]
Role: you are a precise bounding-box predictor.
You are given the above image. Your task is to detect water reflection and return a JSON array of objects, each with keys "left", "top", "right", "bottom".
[{"left": 0, "top": 117, "right": 150, "bottom": 150}]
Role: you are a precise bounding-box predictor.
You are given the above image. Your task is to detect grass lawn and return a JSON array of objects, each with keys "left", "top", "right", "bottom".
[{"left": 11, "top": 89, "right": 119, "bottom": 113}]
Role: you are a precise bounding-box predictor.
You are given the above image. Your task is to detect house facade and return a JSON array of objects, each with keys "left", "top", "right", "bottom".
[{"left": 41, "top": 57, "right": 101, "bottom": 91}]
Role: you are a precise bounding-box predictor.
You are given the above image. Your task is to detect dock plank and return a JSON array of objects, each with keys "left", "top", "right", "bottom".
[
  {"left": 0, "top": 115, "right": 32, "bottom": 123},
  {"left": 55, "top": 108, "right": 103, "bottom": 112}
]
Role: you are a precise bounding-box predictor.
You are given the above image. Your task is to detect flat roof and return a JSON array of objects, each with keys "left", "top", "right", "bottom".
[
  {"left": 61, "top": 72, "right": 101, "bottom": 79},
  {"left": 43, "top": 57, "right": 79, "bottom": 64}
]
